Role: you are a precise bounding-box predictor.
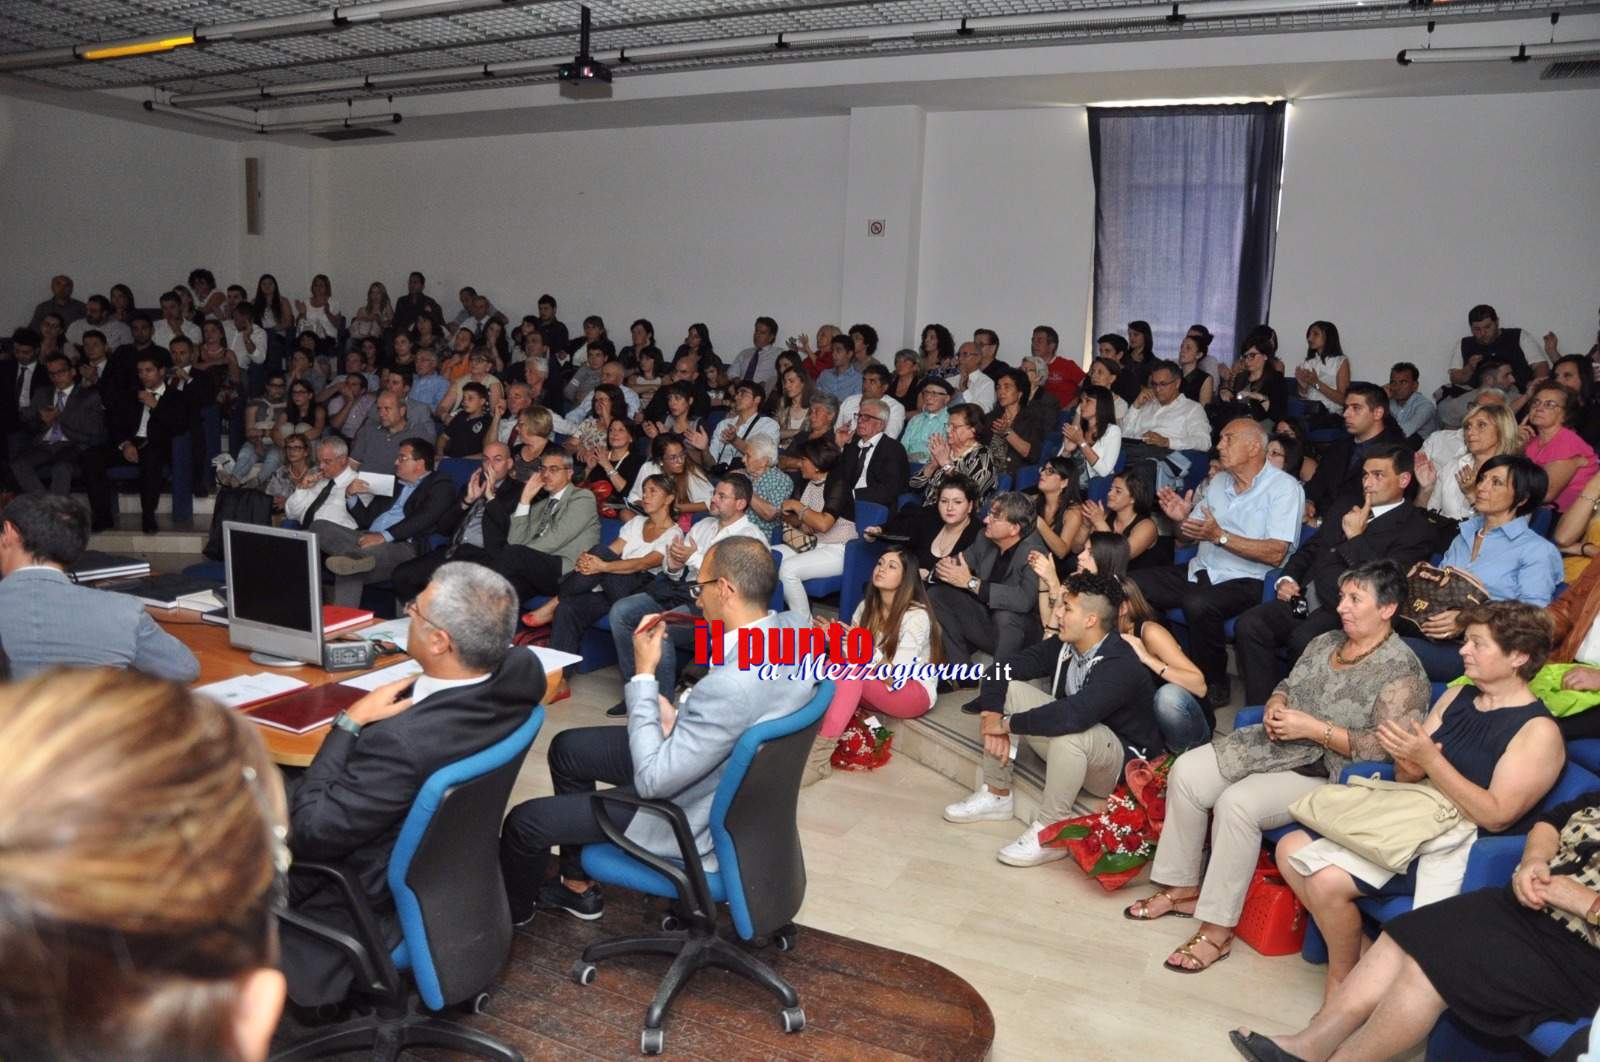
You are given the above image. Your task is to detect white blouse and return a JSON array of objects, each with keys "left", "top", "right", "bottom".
[
  {"left": 1060, "top": 423, "right": 1123, "bottom": 478},
  {"left": 298, "top": 299, "right": 343, "bottom": 340},
  {"left": 850, "top": 601, "right": 937, "bottom": 708},
  {"left": 616, "top": 515, "right": 678, "bottom": 573},
  {"left": 1300, "top": 354, "right": 1347, "bottom": 412}
]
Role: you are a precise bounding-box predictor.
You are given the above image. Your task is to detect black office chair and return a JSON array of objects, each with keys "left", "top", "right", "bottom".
[
  {"left": 573, "top": 680, "right": 835, "bottom": 1054},
  {"left": 272, "top": 706, "right": 544, "bottom": 1062}
]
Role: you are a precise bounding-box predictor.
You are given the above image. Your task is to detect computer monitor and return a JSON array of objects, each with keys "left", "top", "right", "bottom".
[{"left": 222, "top": 521, "right": 324, "bottom": 667}]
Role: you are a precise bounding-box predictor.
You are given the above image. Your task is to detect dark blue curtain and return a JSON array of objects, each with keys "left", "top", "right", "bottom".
[{"left": 1088, "top": 102, "right": 1287, "bottom": 367}]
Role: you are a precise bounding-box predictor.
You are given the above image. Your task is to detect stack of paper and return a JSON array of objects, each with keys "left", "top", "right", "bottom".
[{"left": 193, "top": 672, "right": 309, "bottom": 710}]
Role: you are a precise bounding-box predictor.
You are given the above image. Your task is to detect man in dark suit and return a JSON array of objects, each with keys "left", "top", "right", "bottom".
[
  {"left": 10, "top": 354, "right": 106, "bottom": 495},
  {"left": 321, "top": 437, "right": 458, "bottom": 608},
  {"left": 2, "top": 328, "right": 53, "bottom": 488},
  {"left": 924, "top": 491, "right": 1046, "bottom": 705},
  {"left": 281, "top": 561, "right": 545, "bottom": 1006},
  {"left": 390, "top": 441, "right": 519, "bottom": 604},
  {"left": 82, "top": 352, "right": 189, "bottom": 533},
  {"left": 1303, "top": 381, "right": 1407, "bottom": 522},
  {"left": 164, "top": 336, "right": 216, "bottom": 494},
  {"left": 1233, "top": 445, "right": 1438, "bottom": 703},
  {"left": 832, "top": 397, "right": 909, "bottom": 510}
]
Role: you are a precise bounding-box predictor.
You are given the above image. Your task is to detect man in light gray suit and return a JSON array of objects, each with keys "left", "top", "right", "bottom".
[
  {"left": 499, "top": 537, "right": 819, "bottom": 923},
  {"left": 0, "top": 493, "right": 198, "bottom": 682},
  {"left": 489, "top": 450, "right": 600, "bottom": 600}
]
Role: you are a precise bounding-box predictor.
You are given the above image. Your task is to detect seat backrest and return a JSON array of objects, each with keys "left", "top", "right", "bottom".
[
  {"left": 387, "top": 706, "right": 545, "bottom": 1010},
  {"left": 708, "top": 680, "right": 834, "bottom": 940},
  {"left": 852, "top": 500, "right": 888, "bottom": 532},
  {"left": 438, "top": 457, "right": 481, "bottom": 493}
]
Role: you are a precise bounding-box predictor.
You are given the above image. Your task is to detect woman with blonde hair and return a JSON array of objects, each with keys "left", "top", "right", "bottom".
[
  {"left": 1414, "top": 402, "right": 1521, "bottom": 522},
  {"left": 0, "top": 669, "right": 288, "bottom": 1061}
]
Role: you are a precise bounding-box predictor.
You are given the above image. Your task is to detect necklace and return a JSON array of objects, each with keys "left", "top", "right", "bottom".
[{"left": 1334, "top": 630, "right": 1391, "bottom": 667}]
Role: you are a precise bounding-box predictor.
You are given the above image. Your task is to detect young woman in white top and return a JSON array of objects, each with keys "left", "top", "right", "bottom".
[
  {"left": 538, "top": 473, "right": 680, "bottom": 649},
  {"left": 1294, "top": 320, "right": 1350, "bottom": 417},
  {"left": 349, "top": 282, "right": 392, "bottom": 342},
  {"left": 773, "top": 366, "right": 814, "bottom": 446},
  {"left": 294, "top": 274, "right": 344, "bottom": 343},
  {"left": 1059, "top": 384, "right": 1122, "bottom": 479},
  {"left": 773, "top": 439, "right": 857, "bottom": 620},
  {"left": 805, "top": 546, "right": 945, "bottom": 784},
  {"left": 627, "top": 435, "right": 712, "bottom": 517},
  {"left": 1088, "top": 357, "right": 1131, "bottom": 422}
]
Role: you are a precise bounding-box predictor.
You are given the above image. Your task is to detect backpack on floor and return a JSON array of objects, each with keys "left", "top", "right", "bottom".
[{"left": 203, "top": 486, "right": 276, "bottom": 561}]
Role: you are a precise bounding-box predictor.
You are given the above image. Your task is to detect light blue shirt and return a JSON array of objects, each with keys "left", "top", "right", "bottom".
[
  {"left": 411, "top": 371, "right": 450, "bottom": 410},
  {"left": 816, "top": 366, "right": 863, "bottom": 401},
  {"left": 900, "top": 409, "right": 949, "bottom": 463},
  {"left": 1391, "top": 392, "right": 1440, "bottom": 440},
  {"left": 1441, "top": 514, "right": 1562, "bottom": 606},
  {"left": 1188, "top": 462, "right": 1305, "bottom": 584},
  {"left": 371, "top": 478, "right": 420, "bottom": 542}
]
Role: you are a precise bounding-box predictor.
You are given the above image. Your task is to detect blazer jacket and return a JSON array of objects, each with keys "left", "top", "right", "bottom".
[
  {"left": 1303, "top": 421, "right": 1407, "bottom": 517},
  {"left": 289, "top": 648, "right": 546, "bottom": 913},
  {"left": 0, "top": 359, "right": 54, "bottom": 434},
  {"left": 620, "top": 611, "right": 820, "bottom": 865},
  {"left": 1283, "top": 499, "right": 1438, "bottom": 609},
  {"left": 505, "top": 484, "right": 601, "bottom": 573},
  {"left": 350, "top": 471, "right": 458, "bottom": 553},
  {"left": 19, "top": 385, "right": 107, "bottom": 449},
  {"left": 0, "top": 567, "right": 198, "bottom": 682},
  {"left": 960, "top": 530, "right": 1047, "bottom": 616},
  {"left": 108, "top": 383, "right": 190, "bottom": 450},
  {"left": 434, "top": 474, "right": 524, "bottom": 554},
  {"left": 835, "top": 432, "right": 910, "bottom": 511}
]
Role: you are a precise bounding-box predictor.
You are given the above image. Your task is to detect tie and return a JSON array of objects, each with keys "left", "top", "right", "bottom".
[
  {"left": 46, "top": 392, "right": 67, "bottom": 443},
  {"left": 533, "top": 496, "right": 559, "bottom": 538},
  {"left": 451, "top": 498, "right": 483, "bottom": 548},
  {"left": 304, "top": 477, "right": 338, "bottom": 526},
  {"left": 742, "top": 347, "right": 761, "bottom": 383}
]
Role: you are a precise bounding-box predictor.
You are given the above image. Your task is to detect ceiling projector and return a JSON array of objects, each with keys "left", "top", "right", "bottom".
[{"left": 559, "top": 6, "right": 612, "bottom": 99}]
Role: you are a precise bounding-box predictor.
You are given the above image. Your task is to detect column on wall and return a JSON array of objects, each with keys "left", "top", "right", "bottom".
[{"left": 840, "top": 105, "right": 926, "bottom": 354}]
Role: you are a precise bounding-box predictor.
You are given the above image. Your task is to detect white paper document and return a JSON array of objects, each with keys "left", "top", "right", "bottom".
[
  {"left": 339, "top": 658, "right": 423, "bottom": 691},
  {"left": 528, "top": 646, "right": 583, "bottom": 672},
  {"left": 349, "top": 618, "right": 411, "bottom": 651},
  {"left": 359, "top": 472, "right": 396, "bottom": 497},
  {"left": 194, "top": 672, "right": 308, "bottom": 708}
]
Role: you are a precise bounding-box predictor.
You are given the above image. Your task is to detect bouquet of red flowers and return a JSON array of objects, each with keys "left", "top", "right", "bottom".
[
  {"left": 1037, "top": 754, "right": 1174, "bottom": 891},
  {"left": 830, "top": 710, "right": 894, "bottom": 771}
]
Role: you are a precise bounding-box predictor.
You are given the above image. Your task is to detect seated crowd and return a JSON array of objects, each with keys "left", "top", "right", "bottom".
[{"left": 7, "top": 272, "right": 1600, "bottom": 1061}]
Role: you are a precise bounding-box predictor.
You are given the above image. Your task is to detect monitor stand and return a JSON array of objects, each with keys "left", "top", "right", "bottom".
[{"left": 250, "top": 651, "right": 307, "bottom": 668}]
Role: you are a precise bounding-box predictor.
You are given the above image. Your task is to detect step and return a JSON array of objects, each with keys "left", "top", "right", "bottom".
[
  {"left": 88, "top": 514, "right": 208, "bottom": 555},
  {"left": 68, "top": 492, "right": 216, "bottom": 517}
]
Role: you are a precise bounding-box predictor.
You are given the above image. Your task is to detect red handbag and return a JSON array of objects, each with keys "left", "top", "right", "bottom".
[{"left": 1235, "top": 853, "right": 1309, "bottom": 956}]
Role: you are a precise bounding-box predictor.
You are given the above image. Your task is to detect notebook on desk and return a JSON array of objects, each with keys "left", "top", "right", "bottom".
[{"left": 245, "top": 683, "right": 365, "bottom": 734}]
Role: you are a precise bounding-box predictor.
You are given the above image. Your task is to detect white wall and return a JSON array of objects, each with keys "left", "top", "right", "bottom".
[
  {"left": 317, "top": 116, "right": 850, "bottom": 355},
  {"left": 916, "top": 108, "right": 1097, "bottom": 368},
  {"left": 1271, "top": 91, "right": 1600, "bottom": 393},
  {"left": 0, "top": 94, "right": 242, "bottom": 326}
]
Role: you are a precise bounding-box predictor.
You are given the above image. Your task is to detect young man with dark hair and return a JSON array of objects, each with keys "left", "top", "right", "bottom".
[
  {"left": 816, "top": 333, "right": 863, "bottom": 401},
  {"left": 728, "top": 315, "right": 782, "bottom": 386},
  {"left": 974, "top": 328, "right": 1004, "bottom": 381},
  {"left": 82, "top": 354, "right": 189, "bottom": 533},
  {"left": 945, "top": 571, "right": 1164, "bottom": 867},
  {"left": 392, "top": 271, "right": 442, "bottom": 337},
  {"left": 0, "top": 492, "right": 197, "bottom": 680},
  {"left": 535, "top": 293, "right": 569, "bottom": 356},
  {"left": 1447, "top": 303, "right": 1547, "bottom": 392},
  {"left": 838, "top": 362, "right": 905, "bottom": 439},
  {"left": 10, "top": 354, "right": 106, "bottom": 497},
  {"left": 1386, "top": 362, "right": 1438, "bottom": 446},
  {"left": 1303, "top": 381, "right": 1406, "bottom": 520}
]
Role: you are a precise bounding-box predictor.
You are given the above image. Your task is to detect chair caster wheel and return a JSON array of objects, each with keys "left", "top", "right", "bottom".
[
  {"left": 660, "top": 913, "right": 682, "bottom": 931},
  {"left": 469, "top": 991, "right": 490, "bottom": 1014},
  {"left": 775, "top": 927, "right": 797, "bottom": 952},
  {"left": 572, "top": 961, "right": 598, "bottom": 987},
  {"left": 641, "top": 1027, "right": 665, "bottom": 1054},
  {"left": 781, "top": 1006, "right": 805, "bottom": 1033}
]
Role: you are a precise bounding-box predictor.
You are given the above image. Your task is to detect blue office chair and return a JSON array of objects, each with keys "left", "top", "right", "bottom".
[
  {"left": 573, "top": 680, "right": 835, "bottom": 1055},
  {"left": 273, "top": 706, "right": 546, "bottom": 1062}
]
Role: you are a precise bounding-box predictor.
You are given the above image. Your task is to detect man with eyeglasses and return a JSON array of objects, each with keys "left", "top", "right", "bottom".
[
  {"left": 953, "top": 341, "right": 996, "bottom": 413},
  {"left": 10, "top": 354, "right": 106, "bottom": 496},
  {"left": 1302, "top": 382, "right": 1406, "bottom": 523},
  {"left": 488, "top": 451, "right": 600, "bottom": 601},
  {"left": 834, "top": 397, "right": 910, "bottom": 512},
  {"left": 837, "top": 363, "right": 905, "bottom": 441},
  {"left": 322, "top": 437, "right": 458, "bottom": 609},
  {"left": 604, "top": 475, "right": 766, "bottom": 716},
  {"left": 500, "top": 537, "right": 816, "bottom": 924}
]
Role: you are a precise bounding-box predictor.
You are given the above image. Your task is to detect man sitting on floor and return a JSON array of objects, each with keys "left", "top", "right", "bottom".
[
  {"left": 943, "top": 572, "right": 1163, "bottom": 867},
  {"left": 281, "top": 562, "right": 545, "bottom": 1006},
  {"left": 604, "top": 476, "right": 766, "bottom": 717},
  {"left": 323, "top": 437, "right": 458, "bottom": 609},
  {"left": 1232, "top": 445, "right": 1437, "bottom": 704},
  {"left": 499, "top": 538, "right": 816, "bottom": 923},
  {"left": 0, "top": 493, "right": 197, "bottom": 681}
]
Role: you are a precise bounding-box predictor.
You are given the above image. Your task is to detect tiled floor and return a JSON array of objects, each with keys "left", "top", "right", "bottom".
[{"left": 515, "top": 668, "right": 1348, "bottom": 1062}]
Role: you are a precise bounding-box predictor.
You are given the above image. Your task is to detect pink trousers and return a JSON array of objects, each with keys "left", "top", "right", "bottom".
[{"left": 820, "top": 678, "right": 932, "bottom": 739}]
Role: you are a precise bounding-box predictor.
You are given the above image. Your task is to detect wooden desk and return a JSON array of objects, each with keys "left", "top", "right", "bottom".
[{"left": 153, "top": 610, "right": 561, "bottom": 768}]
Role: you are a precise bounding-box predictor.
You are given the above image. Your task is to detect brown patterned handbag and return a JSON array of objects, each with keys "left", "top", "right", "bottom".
[{"left": 1396, "top": 562, "right": 1490, "bottom": 639}]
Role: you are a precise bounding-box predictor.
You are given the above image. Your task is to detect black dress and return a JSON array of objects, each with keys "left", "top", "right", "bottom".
[
  {"left": 1123, "top": 516, "right": 1174, "bottom": 572},
  {"left": 1386, "top": 791, "right": 1600, "bottom": 1040},
  {"left": 1180, "top": 367, "right": 1209, "bottom": 403}
]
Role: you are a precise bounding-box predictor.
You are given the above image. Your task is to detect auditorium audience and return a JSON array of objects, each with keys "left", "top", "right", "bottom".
[
  {"left": 1234, "top": 446, "right": 1436, "bottom": 703},
  {"left": 253, "top": 273, "right": 296, "bottom": 340},
  {"left": 487, "top": 450, "right": 600, "bottom": 600},
  {"left": 1025, "top": 456, "right": 1086, "bottom": 573},
  {"left": 1218, "top": 335, "right": 1288, "bottom": 425},
  {"left": 832, "top": 396, "right": 909, "bottom": 511},
  {"left": 1439, "top": 356, "right": 1519, "bottom": 429},
  {"left": 439, "top": 381, "right": 493, "bottom": 458},
  {"left": 352, "top": 280, "right": 395, "bottom": 341},
  {"left": 727, "top": 315, "right": 782, "bottom": 385},
  {"left": 816, "top": 332, "right": 863, "bottom": 401},
  {"left": 988, "top": 368, "right": 1051, "bottom": 477},
  {"left": 1032, "top": 325, "right": 1085, "bottom": 409},
  {"left": 705, "top": 380, "right": 779, "bottom": 473},
  {"left": 1133, "top": 419, "right": 1304, "bottom": 717},
  {"left": 889, "top": 347, "right": 925, "bottom": 411},
  {"left": 1118, "top": 578, "right": 1211, "bottom": 752},
  {"left": 1128, "top": 559, "right": 1428, "bottom": 972},
  {"left": 28, "top": 274, "right": 85, "bottom": 330},
  {"left": 577, "top": 417, "right": 643, "bottom": 504},
  {"left": 629, "top": 433, "right": 711, "bottom": 515},
  {"left": 84, "top": 352, "right": 190, "bottom": 534},
  {"left": 321, "top": 437, "right": 456, "bottom": 608},
  {"left": 1177, "top": 332, "right": 1216, "bottom": 406},
  {"left": 265, "top": 434, "right": 314, "bottom": 509},
  {"left": 1407, "top": 454, "right": 1562, "bottom": 681},
  {"left": 838, "top": 362, "right": 907, "bottom": 441},
  {"left": 737, "top": 436, "right": 794, "bottom": 541},
  {"left": 282, "top": 561, "right": 542, "bottom": 1005},
  {"left": 951, "top": 341, "right": 997, "bottom": 412},
  {"left": 1555, "top": 469, "right": 1600, "bottom": 582},
  {"left": 771, "top": 365, "right": 813, "bottom": 445},
  {"left": 1386, "top": 361, "right": 1439, "bottom": 444},
  {"left": 67, "top": 294, "right": 132, "bottom": 354},
  {"left": 0, "top": 493, "right": 197, "bottom": 680},
  {"left": 1277, "top": 601, "right": 1565, "bottom": 996},
  {"left": 1123, "top": 360, "right": 1213, "bottom": 462},
  {"left": 0, "top": 668, "right": 287, "bottom": 1061},
  {"left": 945, "top": 572, "right": 1163, "bottom": 867},
  {"left": 1523, "top": 380, "right": 1599, "bottom": 511}
]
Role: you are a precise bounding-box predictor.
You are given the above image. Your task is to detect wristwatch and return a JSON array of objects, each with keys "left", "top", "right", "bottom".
[
  {"left": 966, "top": 577, "right": 980, "bottom": 593},
  {"left": 1218, "top": 533, "right": 1230, "bottom": 547},
  {"left": 332, "top": 711, "right": 363, "bottom": 737}
]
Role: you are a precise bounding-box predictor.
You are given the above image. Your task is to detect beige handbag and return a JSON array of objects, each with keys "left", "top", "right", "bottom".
[{"left": 1287, "top": 775, "right": 1461, "bottom": 873}]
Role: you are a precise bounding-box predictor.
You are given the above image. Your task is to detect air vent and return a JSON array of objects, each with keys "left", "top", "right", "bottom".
[
  {"left": 1542, "top": 59, "right": 1600, "bottom": 79},
  {"left": 309, "top": 126, "right": 395, "bottom": 141}
]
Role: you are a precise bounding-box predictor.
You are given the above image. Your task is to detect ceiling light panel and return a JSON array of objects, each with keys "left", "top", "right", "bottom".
[{"left": 381, "top": 15, "right": 481, "bottom": 45}]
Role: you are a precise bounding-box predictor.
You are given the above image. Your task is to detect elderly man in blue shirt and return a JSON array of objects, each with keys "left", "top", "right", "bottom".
[{"left": 1130, "top": 418, "right": 1305, "bottom": 724}]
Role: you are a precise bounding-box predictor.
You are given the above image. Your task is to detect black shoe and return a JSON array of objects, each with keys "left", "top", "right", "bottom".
[
  {"left": 1204, "top": 679, "right": 1232, "bottom": 711},
  {"left": 959, "top": 697, "right": 987, "bottom": 715},
  {"left": 606, "top": 701, "right": 627, "bottom": 717},
  {"left": 537, "top": 881, "right": 604, "bottom": 921},
  {"left": 141, "top": 519, "right": 159, "bottom": 534}
]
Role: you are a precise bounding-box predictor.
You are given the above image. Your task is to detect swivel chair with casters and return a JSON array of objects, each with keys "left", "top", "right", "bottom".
[
  {"left": 572, "top": 679, "right": 835, "bottom": 1055},
  {"left": 272, "top": 706, "right": 546, "bottom": 1062}
]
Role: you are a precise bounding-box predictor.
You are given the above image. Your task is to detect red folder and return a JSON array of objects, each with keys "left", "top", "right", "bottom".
[
  {"left": 245, "top": 683, "right": 364, "bottom": 734},
  {"left": 323, "top": 605, "right": 375, "bottom": 634}
]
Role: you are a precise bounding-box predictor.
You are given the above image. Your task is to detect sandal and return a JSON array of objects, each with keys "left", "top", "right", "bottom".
[
  {"left": 1165, "top": 930, "right": 1231, "bottom": 974},
  {"left": 1123, "top": 888, "right": 1196, "bottom": 921}
]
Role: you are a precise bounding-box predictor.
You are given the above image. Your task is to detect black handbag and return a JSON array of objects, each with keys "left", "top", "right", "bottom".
[{"left": 203, "top": 485, "right": 275, "bottom": 561}]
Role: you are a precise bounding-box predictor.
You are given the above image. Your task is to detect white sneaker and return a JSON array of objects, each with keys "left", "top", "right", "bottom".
[
  {"left": 997, "top": 821, "right": 1070, "bottom": 867},
  {"left": 942, "top": 785, "right": 1015, "bottom": 824},
  {"left": 211, "top": 453, "right": 235, "bottom": 474}
]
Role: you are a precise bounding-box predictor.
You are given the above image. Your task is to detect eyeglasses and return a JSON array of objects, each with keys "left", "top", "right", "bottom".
[
  {"left": 540, "top": 464, "right": 570, "bottom": 474},
  {"left": 688, "top": 578, "right": 716, "bottom": 601},
  {"left": 1531, "top": 398, "right": 1566, "bottom": 410},
  {"left": 857, "top": 412, "right": 884, "bottom": 423},
  {"left": 404, "top": 599, "right": 444, "bottom": 629}
]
